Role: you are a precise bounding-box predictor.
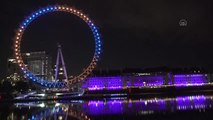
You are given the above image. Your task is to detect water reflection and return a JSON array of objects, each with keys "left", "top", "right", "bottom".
[
  {"left": 3, "top": 102, "right": 90, "bottom": 120},
  {"left": 27, "top": 106, "right": 90, "bottom": 120},
  {"left": 1, "top": 95, "right": 213, "bottom": 120},
  {"left": 81, "top": 95, "right": 213, "bottom": 115}
]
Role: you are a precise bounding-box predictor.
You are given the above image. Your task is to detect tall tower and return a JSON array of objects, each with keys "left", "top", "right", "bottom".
[{"left": 54, "top": 44, "right": 68, "bottom": 82}]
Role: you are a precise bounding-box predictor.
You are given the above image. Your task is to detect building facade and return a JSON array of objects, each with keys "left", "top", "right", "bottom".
[
  {"left": 82, "top": 73, "right": 209, "bottom": 91},
  {"left": 7, "top": 58, "right": 22, "bottom": 82},
  {"left": 22, "top": 51, "right": 53, "bottom": 80}
]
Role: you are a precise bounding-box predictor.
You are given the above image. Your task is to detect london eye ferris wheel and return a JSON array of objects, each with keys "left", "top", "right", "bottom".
[{"left": 14, "top": 5, "right": 102, "bottom": 88}]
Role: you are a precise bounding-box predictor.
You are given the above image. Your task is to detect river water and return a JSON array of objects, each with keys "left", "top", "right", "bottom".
[{"left": 1, "top": 94, "right": 213, "bottom": 120}]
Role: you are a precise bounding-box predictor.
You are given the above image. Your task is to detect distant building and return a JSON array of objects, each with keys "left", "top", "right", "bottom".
[
  {"left": 82, "top": 72, "right": 209, "bottom": 91},
  {"left": 7, "top": 58, "right": 22, "bottom": 82},
  {"left": 7, "top": 58, "right": 18, "bottom": 74},
  {"left": 22, "top": 51, "right": 53, "bottom": 80}
]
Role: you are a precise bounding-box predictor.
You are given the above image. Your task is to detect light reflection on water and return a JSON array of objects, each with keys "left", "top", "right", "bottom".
[
  {"left": 81, "top": 95, "right": 212, "bottom": 115},
  {"left": 1, "top": 95, "right": 213, "bottom": 120}
]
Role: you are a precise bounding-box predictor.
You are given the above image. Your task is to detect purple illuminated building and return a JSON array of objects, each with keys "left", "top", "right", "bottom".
[
  {"left": 82, "top": 77, "right": 123, "bottom": 90},
  {"left": 173, "top": 74, "right": 208, "bottom": 86},
  {"left": 82, "top": 73, "right": 209, "bottom": 91},
  {"left": 132, "top": 76, "right": 164, "bottom": 87}
]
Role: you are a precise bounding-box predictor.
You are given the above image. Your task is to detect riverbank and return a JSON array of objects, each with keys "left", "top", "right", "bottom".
[{"left": 1, "top": 84, "right": 213, "bottom": 103}]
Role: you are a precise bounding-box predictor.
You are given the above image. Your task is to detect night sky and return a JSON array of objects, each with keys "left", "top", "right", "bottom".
[{"left": 0, "top": 0, "right": 213, "bottom": 79}]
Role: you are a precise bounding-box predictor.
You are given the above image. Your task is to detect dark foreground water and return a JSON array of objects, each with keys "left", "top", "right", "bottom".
[{"left": 1, "top": 94, "right": 213, "bottom": 120}]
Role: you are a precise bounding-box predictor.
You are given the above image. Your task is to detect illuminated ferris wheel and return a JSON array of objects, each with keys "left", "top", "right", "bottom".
[{"left": 14, "top": 5, "right": 102, "bottom": 88}]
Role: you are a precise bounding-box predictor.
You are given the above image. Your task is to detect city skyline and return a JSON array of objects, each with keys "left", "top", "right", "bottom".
[
  {"left": 1, "top": 1, "right": 213, "bottom": 119},
  {"left": 1, "top": 0, "right": 213, "bottom": 79}
]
